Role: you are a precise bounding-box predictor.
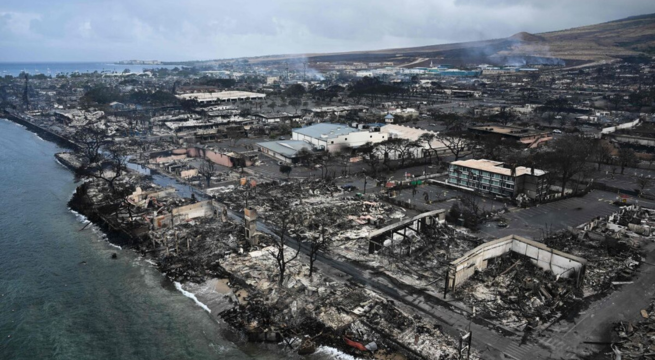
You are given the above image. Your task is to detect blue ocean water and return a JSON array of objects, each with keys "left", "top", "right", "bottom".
[
  {"left": 0, "top": 119, "right": 343, "bottom": 360},
  {"left": 0, "top": 63, "right": 180, "bottom": 77}
]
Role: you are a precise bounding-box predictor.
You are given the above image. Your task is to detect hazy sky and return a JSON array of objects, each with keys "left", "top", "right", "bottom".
[{"left": 1, "top": 0, "right": 654, "bottom": 62}]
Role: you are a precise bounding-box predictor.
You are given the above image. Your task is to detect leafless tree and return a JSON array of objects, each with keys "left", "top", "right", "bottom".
[
  {"left": 316, "top": 152, "right": 335, "bottom": 179},
  {"left": 269, "top": 209, "right": 302, "bottom": 287},
  {"left": 198, "top": 159, "right": 216, "bottom": 188},
  {"left": 76, "top": 145, "right": 129, "bottom": 194},
  {"left": 637, "top": 175, "right": 652, "bottom": 196},
  {"left": 387, "top": 138, "right": 419, "bottom": 167},
  {"left": 535, "top": 136, "right": 593, "bottom": 197},
  {"left": 295, "top": 147, "right": 316, "bottom": 167},
  {"left": 591, "top": 140, "right": 615, "bottom": 170},
  {"left": 436, "top": 131, "right": 468, "bottom": 161},
  {"left": 618, "top": 147, "right": 638, "bottom": 175},
  {"left": 359, "top": 142, "right": 381, "bottom": 176},
  {"left": 73, "top": 125, "right": 107, "bottom": 167},
  {"left": 306, "top": 214, "right": 333, "bottom": 278}
]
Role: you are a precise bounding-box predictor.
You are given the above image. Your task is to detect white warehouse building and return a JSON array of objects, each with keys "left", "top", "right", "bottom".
[{"left": 292, "top": 123, "right": 388, "bottom": 152}]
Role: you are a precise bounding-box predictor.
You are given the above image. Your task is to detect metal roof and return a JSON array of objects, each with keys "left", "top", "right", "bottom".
[
  {"left": 257, "top": 140, "right": 312, "bottom": 158},
  {"left": 292, "top": 123, "right": 359, "bottom": 139}
]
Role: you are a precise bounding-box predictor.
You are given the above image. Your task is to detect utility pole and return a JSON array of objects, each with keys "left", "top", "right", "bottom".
[{"left": 459, "top": 331, "right": 472, "bottom": 360}]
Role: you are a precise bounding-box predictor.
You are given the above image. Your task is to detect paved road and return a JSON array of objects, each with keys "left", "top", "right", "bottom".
[
  {"left": 543, "top": 240, "right": 655, "bottom": 359},
  {"left": 592, "top": 164, "right": 655, "bottom": 196},
  {"left": 224, "top": 206, "right": 552, "bottom": 359},
  {"left": 475, "top": 189, "right": 655, "bottom": 240},
  {"left": 173, "top": 170, "right": 653, "bottom": 359}
]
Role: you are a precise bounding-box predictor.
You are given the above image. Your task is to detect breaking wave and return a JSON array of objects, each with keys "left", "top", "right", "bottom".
[
  {"left": 314, "top": 346, "right": 357, "bottom": 360},
  {"left": 68, "top": 208, "right": 122, "bottom": 250},
  {"left": 174, "top": 281, "right": 212, "bottom": 313},
  {"left": 144, "top": 259, "right": 158, "bottom": 266},
  {"left": 54, "top": 158, "right": 68, "bottom": 169},
  {"left": 1, "top": 118, "right": 26, "bottom": 129}
]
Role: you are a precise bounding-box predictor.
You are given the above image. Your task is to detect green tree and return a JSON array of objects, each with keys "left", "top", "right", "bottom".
[
  {"left": 284, "top": 84, "right": 306, "bottom": 98},
  {"left": 279, "top": 164, "right": 293, "bottom": 178}
]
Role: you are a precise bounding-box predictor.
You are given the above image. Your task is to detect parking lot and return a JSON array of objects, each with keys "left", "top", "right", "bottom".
[{"left": 477, "top": 189, "right": 654, "bottom": 240}]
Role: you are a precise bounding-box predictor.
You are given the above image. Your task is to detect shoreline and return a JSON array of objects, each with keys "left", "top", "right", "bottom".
[
  {"left": 3, "top": 114, "right": 443, "bottom": 359},
  {"left": 2, "top": 115, "right": 361, "bottom": 359},
  {"left": 1, "top": 112, "right": 79, "bottom": 151}
]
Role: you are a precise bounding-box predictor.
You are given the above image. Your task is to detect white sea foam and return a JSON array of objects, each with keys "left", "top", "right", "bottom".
[
  {"left": 69, "top": 208, "right": 90, "bottom": 224},
  {"left": 34, "top": 134, "right": 45, "bottom": 141},
  {"left": 314, "top": 346, "right": 357, "bottom": 360},
  {"left": 174, "top": 282, "right": 212, "bottom": 313},
  {"left": 106, "top": 241, "right": 123, "bottom": 250},
  {"left": 2, "top": 118, "right": 26, "bottom": 129},
  {"left": 144, "top": 259, "right": 158, "bottom": 266},
  {"left": 54, "top": 158, "right": 69, "bottom": 169},
  {"left": 68, "top": 208, "right": 122, "bottom": 250}
]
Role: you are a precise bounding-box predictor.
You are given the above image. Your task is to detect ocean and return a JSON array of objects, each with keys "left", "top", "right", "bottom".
[
  {"left": 0, "top": 63, "right": 181, "bottom": 77},
  {"left": 0, "top": 119, "right": 341, "bottom": 360}
]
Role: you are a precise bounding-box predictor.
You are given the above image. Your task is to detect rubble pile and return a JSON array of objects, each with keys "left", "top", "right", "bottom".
[
  {"left": 218, "top": 179, "right": 342, "bottom": 209},
  {"left": 71, "top": 176, "right": 479, "bottom": 358},
  {"left": 611, "top": 300, "right": 655, "bottom": 359},
  {"left": 218, "top": 244, "right": 465, "bottom": 358},
  {"left": 450, "top": 206, "right": 652, "bottom": 332},
  {"left": 335, "top": 221, "right": 481, "bottom": 294},
  {"left": 342, "top": 300, "right": 467, "bottom": 359},
  {"left": 379, "top": 223, "right": 480, "bottom": 275},
  {"left": 155, "top": 218, "right": 241, "bottom": 282},
  {"left": 454, "top": 253, "right": 582, "bottom": 330},
  {"left": 221, "top": 178, "right": 409, "bottom": 247},
  {"left": 544, "top": 206, "right": 649, "bottom": 295},
  {"left": 69, "top": 174, "right": 153, "bottom": 242}
]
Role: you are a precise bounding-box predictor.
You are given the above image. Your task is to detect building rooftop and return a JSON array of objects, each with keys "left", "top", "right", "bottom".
[
  {"left": 451, "top": 159, "right": 545, "bottom": 177},
  {"left": 469, "top": 125, "right": 548, "bottom": 138},
  {"left": 257, "top": 140, "right": 312, "bottom": 158},
  {"left": 254, "top": 112, "right": 298, "bottom": 119},
  {"left": 293, "top": 123, "right": 359, "bottom": 139},
  {"left": 176, "top": 91, "right": 266, "bottom": 102},
  {"left": 381, "top": 124, "right": 449, "bottom": 149}
]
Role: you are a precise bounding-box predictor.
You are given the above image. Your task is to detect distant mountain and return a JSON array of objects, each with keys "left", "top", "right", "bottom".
[{"left": 234, "top": 13, "right": 655, "bottom": 67}]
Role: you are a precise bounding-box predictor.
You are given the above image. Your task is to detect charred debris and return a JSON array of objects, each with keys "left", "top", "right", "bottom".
[
  {"left": 453, "top": 206, "right": 650, "bottom": 333},
  {"left": 69, "top": 175, "right": 477, "bottom": 359},
  {"left": 610, "top": 299, "right": 655, "bottom": 360},
  {"left": 66, "top": 159, "right": 655, "bottom": 360}
]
